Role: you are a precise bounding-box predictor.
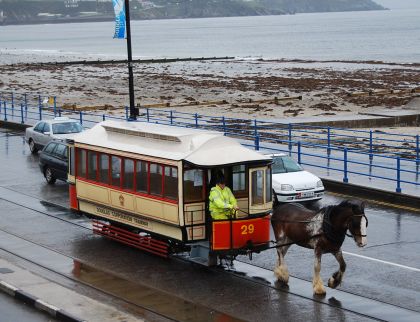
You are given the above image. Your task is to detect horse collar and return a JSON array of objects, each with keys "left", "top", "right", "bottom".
[{"left": 322, "top": 206, "right": 346, "bottom": 246}]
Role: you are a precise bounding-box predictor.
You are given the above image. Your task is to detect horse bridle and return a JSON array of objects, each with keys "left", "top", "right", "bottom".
[{"left": 346, "top": 213, "right": 368, "bottom": 238}]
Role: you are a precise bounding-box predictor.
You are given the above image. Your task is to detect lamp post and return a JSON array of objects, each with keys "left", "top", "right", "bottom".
[{"left": 124, "top": 0, "right": 137, "bottom": 120}]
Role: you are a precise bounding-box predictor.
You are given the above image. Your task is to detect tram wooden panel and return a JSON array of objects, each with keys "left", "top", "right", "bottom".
[
  {"left": 110, "top": 190, "right": 135, "bottom": 211},
  {"left": 77, "top": 180, "right": 110, "bottom": 205},
  {"left": 184, "top": 203, "right": 205, "bottom": 225},
  {"left": 135, "top": 197, "right": 179, "bottom": 224}
]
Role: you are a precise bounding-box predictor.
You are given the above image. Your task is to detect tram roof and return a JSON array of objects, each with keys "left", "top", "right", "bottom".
[{"left": 72, "top": 120, "right": 270, "bottom": 166}]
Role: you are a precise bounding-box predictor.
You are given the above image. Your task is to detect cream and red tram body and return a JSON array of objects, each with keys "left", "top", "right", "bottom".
[{"left": 67, "top": 121, "right": 272, "bottom": 264}]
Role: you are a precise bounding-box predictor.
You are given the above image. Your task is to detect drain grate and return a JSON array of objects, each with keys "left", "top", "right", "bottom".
[{"left": 0, "top": 268, "right": 14, "bottom": 274}]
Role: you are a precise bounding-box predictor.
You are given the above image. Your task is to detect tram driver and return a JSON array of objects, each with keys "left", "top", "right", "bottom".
[{"left": 209, "top": 171, "right": 239, "bottom": 220}]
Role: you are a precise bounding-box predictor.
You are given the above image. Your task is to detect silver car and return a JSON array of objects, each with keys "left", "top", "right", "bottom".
[{"left": 25, "top": 117, "right": 83, "bottom": 154}]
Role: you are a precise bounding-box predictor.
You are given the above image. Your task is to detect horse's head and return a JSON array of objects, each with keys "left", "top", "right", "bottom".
[{"left": 343, "top": 199, "right": 368, "bottom": 247}]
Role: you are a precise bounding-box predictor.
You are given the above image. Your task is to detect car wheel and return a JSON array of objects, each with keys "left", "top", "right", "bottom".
[
  {"left": 44, "top": 167, "right": 56, "bottom": 184},
  {"left": 29, "top": 139, "right": 38, "bottom": 154}
]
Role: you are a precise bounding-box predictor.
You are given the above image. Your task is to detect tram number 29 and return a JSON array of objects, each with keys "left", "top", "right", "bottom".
[{"left": 241, "top": 224, "right": 255, "bottom": 235}]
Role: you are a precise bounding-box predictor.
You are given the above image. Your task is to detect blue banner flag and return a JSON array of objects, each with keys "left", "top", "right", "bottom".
[{"left": 112, "top": 0, "right": 126, "bottom": 39}]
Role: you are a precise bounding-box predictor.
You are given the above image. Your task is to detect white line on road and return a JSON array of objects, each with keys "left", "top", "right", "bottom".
[{"left": 343, "top": 251, "right": 420, "bottom": 272}]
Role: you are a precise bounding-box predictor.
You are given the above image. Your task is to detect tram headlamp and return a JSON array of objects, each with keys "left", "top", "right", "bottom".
[
  {"left": 316, "top": 180, "right": 324, "bottom": 188},
  {"left": 280, "top": 184, "right": 294, "bottom": 191}
]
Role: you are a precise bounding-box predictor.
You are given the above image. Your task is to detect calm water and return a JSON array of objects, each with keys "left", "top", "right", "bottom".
[{"left": 0, "top": 8, "right": 419, "bottom": 63}]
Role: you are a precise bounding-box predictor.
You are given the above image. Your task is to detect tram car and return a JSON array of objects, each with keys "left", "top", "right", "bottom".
[{"left": 67, "top": 120, "right": 272, "bottom": 265}]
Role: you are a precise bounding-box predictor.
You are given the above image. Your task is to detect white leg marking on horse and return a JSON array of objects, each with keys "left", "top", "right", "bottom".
[
  {"left": 313, "top": 253, "right": 326, "bottom": 295},
  {"left": 360, "top": 216, "right": 367, "bottom": 246}
]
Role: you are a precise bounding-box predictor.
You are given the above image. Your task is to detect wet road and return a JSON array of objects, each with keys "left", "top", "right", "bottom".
[{"left": 0, "top": 128, "right": 420, "bottom": 321}]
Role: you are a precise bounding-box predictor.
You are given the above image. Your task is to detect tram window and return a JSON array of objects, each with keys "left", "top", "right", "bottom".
[
  {"left": 87, "top": 151, "right": 98, "bottom": 181},
  {"left": 266, "top": 167, "right": 272, "bottom": 202},
  {"left": 123, "top": 159, "right": 135, "bottom": 190},
  {"left": 76, "top": 149, "right": 86, "bottom": 178},
  {"left": 251, "top": 170, "right": 264, "bottom": 205},
  {"left": 99, "top": 154, "right": 109, "bottom": 184},
  {"left": 111, "top": 156, "right": 122, "bottom": 187},
  {"left": 232, "top": 165, "right": 246, "bottom": 194},
  {"left": 184, "top": 169, "right": 204, "bottom": 202},
  {"left": 150, "top": 163, "right": 163, "bottom": 196},
  {"left": 164, "top": 166, "right": 178, "bottom": 200},
  {"left": 136, "top": 161, "right": 148, "bottom": 193}
]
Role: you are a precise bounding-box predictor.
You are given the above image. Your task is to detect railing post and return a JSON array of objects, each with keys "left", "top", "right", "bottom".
[
  {"left": 369, "top": 130, "right": 373, "bottom": 160},
  {"left": 53, "top": 96, "right": 57, "bottom": 117},
  {"left": 170, "top": 110, "right": 173, "bottom": 125},
  {"left": 3, "top": 101, "right": 7, "bottom": 121},
  {"left": 11, "top": 92, "right": 15, "bottom": 118},
  {"left": 222, "top": 116, "right": 226, "bottom": 134},
  {"left": 343, "top": 148, "right": 349, "bottom": 183},
  {"left": 125, "top": 106, "right": 129, "bottom": 120},
  {"left": 195, "top": 113, "right": 198, "bottom": 128},
  {"left": 396, "top": 157, "right": 402, "bottom": 193},
  {"left": 298, "top": 141, "right": 302, "bottom": 164},
  {"left": 20, "top": 103, "right": 24, "bottom": 124},
  {"left": 146, "top": 108, "right": 150, "bottom": 122},
  {"left": 416, "top": 135, "right": 419, "bottom": 165},
  {"left": 38, "top": 94, "right": 42, "bottom": 110},
  {"left": 327, "top": 126, "right": 331, "bottom": 155},
  {"left": 254, "top": 135, "right": 260, "bottom": 151},
  {"left": 79, "top": 111, "right": 83, "bottom": 125},
  {"left": 24, "top": 93, "right": 28, "bottom": 118},
  {"left": 38, "top": 102, "right": 42, "bottom": 120},
  {"left": 254, "top": 119, "right": 258, "bottom": 137},
  {"left": 103, "top": 114, "right": 106, "bottom": 121},
  {"left": 288, "top": 123, "right": 292, "bottom": 152},
  {"left": 58, "top": 106, "right": 61, "bottom": 117}
]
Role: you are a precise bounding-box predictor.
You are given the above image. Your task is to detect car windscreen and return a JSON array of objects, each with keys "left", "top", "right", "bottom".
[
  {"left": 52, "top": 122, "right": 83, "bottom": 134},
  {"left": 272, "top": 156, "right": 303, "bottom": 174}
]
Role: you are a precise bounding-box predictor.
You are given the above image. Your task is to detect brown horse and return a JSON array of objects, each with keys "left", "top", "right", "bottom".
[{"left": 271, "top": 199, "right": 368, "bottom": 295}]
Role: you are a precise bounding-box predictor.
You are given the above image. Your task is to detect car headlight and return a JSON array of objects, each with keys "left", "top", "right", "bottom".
[
  {"left": 316, "top": 180, "right": 324, "bottom": 188},
  {"left": 280, "top": 184, "right": 294, "bottom": 191}
]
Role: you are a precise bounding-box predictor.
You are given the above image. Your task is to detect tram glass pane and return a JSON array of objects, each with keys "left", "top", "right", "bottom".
[
  {"left": 76, "top": 149, "right": 86, "bottom": 178},
  {"left": 136, "top": 161, "right": 148, "bottom": 193},
  {"left": 232, "top": 165, "right": 246, "bottom": 193},
  {"left": 123, "top": 159, "right": 135, "bottom": 190},
  {"left": 150, "top": 163, "right": 163, "bottom": 196},
  {"left": 69, "top": 146, "right": 75, "bottom": 176},
  {"left": 164, "top": 166, "right": 178, "bottom": 200},
  {"left": 251, "top": 170, "right": 264, "bottom": 205},
  {"left": 88, "top": 151, "right": 97, "bottom": 181},
  {"left": 184, "top": 169, "right": 204, "bottom": 202},
  {"left": 111, "top": 156, "right": 121, "bottom": 187},
  {"left": 99, "top": 154, "right": 109, "bottom": 184},
  {"left": 266, "top": 167, "right": 272, "bottom": 202}
]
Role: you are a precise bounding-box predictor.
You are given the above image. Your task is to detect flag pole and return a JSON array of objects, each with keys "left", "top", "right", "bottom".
[{"left": 124, "top": 0, "right": 137, "bottom": 120}]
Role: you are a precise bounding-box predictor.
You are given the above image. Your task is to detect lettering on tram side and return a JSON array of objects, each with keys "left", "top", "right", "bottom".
[{"left": 95, "top": 206, "right": 149, "bottom": 228}]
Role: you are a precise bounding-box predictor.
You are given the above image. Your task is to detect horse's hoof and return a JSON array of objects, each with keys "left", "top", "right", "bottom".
[
  {"left": 328, "top": 277, "right": 339, "bottom": 288},
  {"left": 275, "top": 280, "right": 290, "bottom": 290}
]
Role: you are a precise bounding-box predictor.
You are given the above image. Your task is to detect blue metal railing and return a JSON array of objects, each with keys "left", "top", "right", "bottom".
[{"left": 1, "top": 90, "right": 419, "bottom": 194}]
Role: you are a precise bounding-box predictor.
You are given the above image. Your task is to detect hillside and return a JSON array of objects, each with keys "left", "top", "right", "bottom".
[{"left": 0, "top": 0, "right": 385, "bottom": 25}]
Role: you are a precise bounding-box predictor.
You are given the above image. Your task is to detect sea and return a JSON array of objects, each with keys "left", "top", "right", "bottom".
[{"left": 0, "top": 7, "right": 419, "bottom": 63}]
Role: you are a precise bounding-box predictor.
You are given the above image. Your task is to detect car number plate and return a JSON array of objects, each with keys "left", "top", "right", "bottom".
[{"left": 298, "top": 191, "right": 314, "bottom": 198}]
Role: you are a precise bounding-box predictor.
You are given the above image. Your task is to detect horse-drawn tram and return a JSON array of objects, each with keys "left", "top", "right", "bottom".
[{"left": 67, "top": 120, "right": 272, "bottom": 265}]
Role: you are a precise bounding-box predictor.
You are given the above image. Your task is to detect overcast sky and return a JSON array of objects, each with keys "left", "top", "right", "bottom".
[{"left": 374, "top": 0, "right": 420, "bottom": 9}]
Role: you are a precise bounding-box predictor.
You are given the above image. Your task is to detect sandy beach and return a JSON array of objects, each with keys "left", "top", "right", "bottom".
[{"left": 0, "top": 51, "right": 419, "bottom": 132}]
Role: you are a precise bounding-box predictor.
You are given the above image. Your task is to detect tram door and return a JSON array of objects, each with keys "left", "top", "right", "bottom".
[{"left": 248, "top": 166, "right": 272, "bottom": 215}]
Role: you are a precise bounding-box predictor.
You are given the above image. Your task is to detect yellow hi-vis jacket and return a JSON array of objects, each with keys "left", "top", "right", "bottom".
[{"left": 209, "top": 185, "right": 238, "bottom": 220}]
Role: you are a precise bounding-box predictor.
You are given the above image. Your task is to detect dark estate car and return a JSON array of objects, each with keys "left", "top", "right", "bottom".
[{"left": 39, "top": 141, "right": 68, "bottom": 184}]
